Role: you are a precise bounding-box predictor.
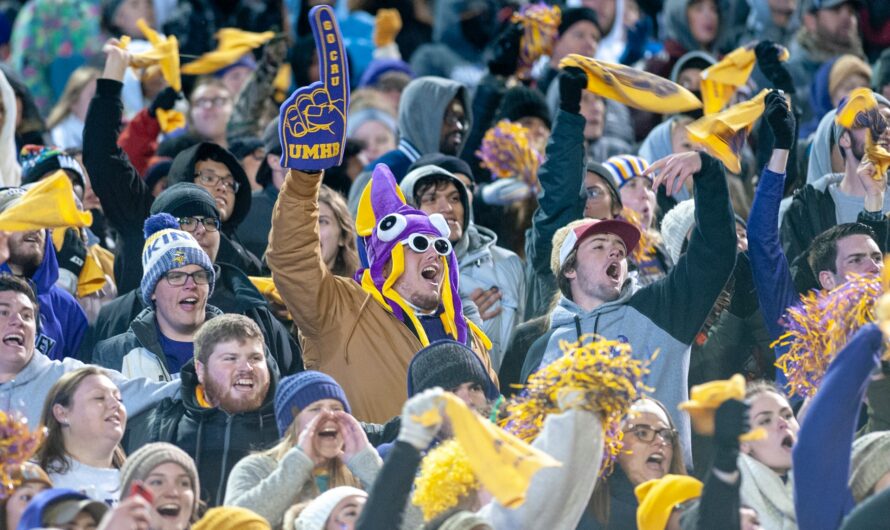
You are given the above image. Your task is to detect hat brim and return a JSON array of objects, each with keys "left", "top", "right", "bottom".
[{"left": 575, "top": 218, "right": 641, "bottom": 256}]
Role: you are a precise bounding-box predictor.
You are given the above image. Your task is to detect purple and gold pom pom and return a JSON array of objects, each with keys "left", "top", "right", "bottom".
[
  {"left": 0, "top": 410, "right": 46, "bottom": 499},
  {"left": 512, "top": 3, "right": 561, "bottom": 80},
  {"left": 476, "top": 120, "right": 543, "bottom": 189},
  {"left": 500, "top": 334, "right": 652, "bottom": 477}
]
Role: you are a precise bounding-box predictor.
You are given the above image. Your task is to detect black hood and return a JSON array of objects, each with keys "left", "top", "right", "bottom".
[{"left": 167, "top": 143, "right": 252, "bottom": 231}]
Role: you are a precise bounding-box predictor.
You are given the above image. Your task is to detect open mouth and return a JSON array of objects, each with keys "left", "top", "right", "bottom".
[
  {"left": 646, "top": 452, "right": 665, "bottom": 470},
  {"left": 156, "top": 504, "right": 182, "bottom": 518},
  {"left": 318, "top": 423, "right": 341, "bottom": 440},
  {"left": 606, "top": 262, "right": 620, "bottom": 281},
  {"left": 21, "top": 233, "right": 40, "bottom": 245},
  {"left": 2, "top": 332, "right": 24, "bottom": 347},
  {"left": 233, "top": 378, "right": 255, "bottom": 392},
  {"left": 421, "top": 266, "right": 439, "bottom": 282},
  {"left": 781, "top": 433, "right": 794, "bottom": 450},
  {"left": 105, "top": 413, "right": 122, "bottom": 425},
  {"left": 179, "top": 297, "right": 199, "bottom": 310}
]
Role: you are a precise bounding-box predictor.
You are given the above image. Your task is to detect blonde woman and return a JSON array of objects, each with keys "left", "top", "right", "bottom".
[
  {"left": 47, "top": 67, "right": 100, "bottom": 149},
  {"left": 224, "top": 371, "right": 380, "bottom": 530},
  {"left": 317, "top": 185, "right": 360, "bottom": 278}
]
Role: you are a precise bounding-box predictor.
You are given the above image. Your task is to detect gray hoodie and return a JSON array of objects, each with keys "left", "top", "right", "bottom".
[{"left": 0, "top": 350, "right": 180, "bottom": 427}]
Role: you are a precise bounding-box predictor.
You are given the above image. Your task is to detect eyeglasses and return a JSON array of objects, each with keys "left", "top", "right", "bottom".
[
  {"left": 625, "top": 424, "right": 677, "bottom": 446},
  {"left": 163, "top": 270, "right": 211, "bottom": 286},
  {"left": 193, "top": 96, "right": 231, "bottom": 109},
  {"left": 195, "top": 170, "right": 240, "bottom": 193},
  {"left": 400, "top": 233, "right": 452, "bottom": 256},
  {"left": 178, "top": 216, "right": 221, "bottom": 233}
]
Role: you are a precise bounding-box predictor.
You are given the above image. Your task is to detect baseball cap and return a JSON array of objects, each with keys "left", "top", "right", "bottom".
[
  {"left": 43, "top": 497, "right": 109, "bottom": 526},
  {"left": 557, "top": 218, "right": 641, "bottom": 269}
]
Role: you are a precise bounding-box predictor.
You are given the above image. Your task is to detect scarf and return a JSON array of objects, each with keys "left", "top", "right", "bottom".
[
  {"left": 738, "top": 453, "right": 797, "bottom": 530},
  {"left": 796, "top": 27, "right": 864, "bottom": 65}
]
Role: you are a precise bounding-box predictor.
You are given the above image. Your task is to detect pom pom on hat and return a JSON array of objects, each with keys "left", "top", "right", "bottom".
[{"left": 143, "top": 212, "right": 181, "bottom": 239}]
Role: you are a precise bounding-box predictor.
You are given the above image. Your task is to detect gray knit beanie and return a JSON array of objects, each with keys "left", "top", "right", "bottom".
[
  {"left": 119, "top": 442, "right": 200, "bottom": 516},
  {"left": 660, "top": 199, "right": 696, "bottom": 264},
  {"left": 407, "top": 340, "right": 498, "bottom": 400},
  {"left": 849, "top": 432, "right": 890, "bottom": 503}
]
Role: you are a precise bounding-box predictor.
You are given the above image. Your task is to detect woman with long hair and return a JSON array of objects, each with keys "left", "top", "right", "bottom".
[
  {"left": 46, "top": 67, "right": 100, "bottom": 149},
  {"left": 34, "top": 366, "right": 127, "bottom": 504},
  {"left": 581, "top": 397, "right": 687, "bottom": 529},
  {"left": 223, "top": 371, "right": 380, "bottom": 530},
  {"left": 738, "top": 380, "right": 798, "bottom": 529},
  {"left": 317, "top": 185, "right": 360, "bottom": 279}
]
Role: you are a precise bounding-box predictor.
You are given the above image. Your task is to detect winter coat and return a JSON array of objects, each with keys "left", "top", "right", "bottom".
[
  {"left": 88, "top": 262, "right": 301, "bottom": 375},
  {"left": 0, "top": 235, "right": 87, "bottom": 360},
  {"left": 224, "top": 445, "right": 382, "bottom": 530},
  {"left": 117, "top": 108, "right": 161, "bottom": 177},
  {"left": 236, "top": 185, "right": 278, "bottom": 262},
  {"left": 93, "top": 305, "right": 224, "bottom": 381},
  {"left": 266, "top": 169, "right": 496, "bottom": 423},
  {"left": 576, "top": 464, "right": 638, "bottom": 529},
  {"left": 124, "top": 357, "right": 281, "bottom": 508},
  {"left": 0, "top": 349, "right": 179, "bottom": 427},
  {"left": 535, "top": 154, "right": 738, "bottom": 464},
  {"left": 83, "top": 79, "right": 261, "bottom": 294}
]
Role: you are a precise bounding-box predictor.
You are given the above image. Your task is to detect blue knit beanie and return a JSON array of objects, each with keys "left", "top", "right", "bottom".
[
  {"left": 140, "top": 213, "right": 215, "bottom": 307},
  {"left": 275, "top": 371, "right": 351, "bottom": 436}
]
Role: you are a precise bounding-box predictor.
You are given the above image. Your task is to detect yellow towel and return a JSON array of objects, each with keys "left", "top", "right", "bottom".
[
  {"left": 121, "top": 19, "right": 181, "bottom": 92},
  {"left": 0, "top": 172, "right": 92, "bottom": 231},
  {"left": 181, "top": 28, "right": 275, "bottom": 75},
  {"left": 155, "top": 109, "right": 186, "bottom": 133},
  {"left": 51, "top": 230, "right": 110, "bottom": 297},
  {"left": 835, "top": 87, "right": 890, "bottom": 179},
  {"left": 678, "top": 374, "right": 765, "bottom": 441},
  {"left": 686, "top": 88, "right": 770, "bottom": 173},
  {"left": 701, "top": 44, "right": 789, "bottom": 115},
  {"left": 413, "top": 393, "right": 561, "bottom": 509},
  {"left": 559, "top": 54, "right": 702, "bottom": 113}
]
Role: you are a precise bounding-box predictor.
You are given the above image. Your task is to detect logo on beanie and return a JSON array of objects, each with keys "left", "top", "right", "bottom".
[{"left": 172, "top": 249, "right": 186, "bottom": 266}]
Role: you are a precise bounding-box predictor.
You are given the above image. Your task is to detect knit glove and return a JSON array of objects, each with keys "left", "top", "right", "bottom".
[
  {"left": 755, "top": 40, "right": 794, "bottom": 94},
  {"left": 149, "top": 87, "right": 180, "bottom": 118},
  {"left": 712, "top": 398, "right": 749, "bottom": 473},
  {"left": 373, "top": 8, "right": 402, "bottom": 48},
  {"left": 559, "top": 66, "right": 587, "bottom": 114},
  {"left": 56, "top": 228, "right": 86, "bottom": 278},
  {"left": 487, "top": 23, "right": 524, "bottom": 78},
  {"left": 397, "top": 388, "right": 444, "bottom": 451},
  {"left": 764, "top": 89, "right": 795, "bottom": 150}
]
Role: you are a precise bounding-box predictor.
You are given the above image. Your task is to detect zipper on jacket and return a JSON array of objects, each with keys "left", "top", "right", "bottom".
[{"left": 216, "top": 415, "right": 234, "bottom": 505}]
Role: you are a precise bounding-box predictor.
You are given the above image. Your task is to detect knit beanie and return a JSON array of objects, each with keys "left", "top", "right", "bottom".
[
  {"left": 407, "top": 340, "right": 499, "bottom": 400},
  {"left": 346, "top": 107, "right": 398, "bottom": 138},
  {"left": 19, "top": 145, "right": 84, "bottom": 188},
  {"left": 635, "top": 474, "right": 703, "bottom": 530},
  {"left": 0, "top": 186, "right": 26, "bottom": 212},
  {"left": 274, "top": 371, "right": 351, "bottom": 436},
  {"left": 140, "top": 213, "right": 216, "bottom": 307},
  {"left": 228, "top": 136, "right": 264, "bottom": 161},
  {"left": 559, "top": 7, "right": 600, "bottom": 36},
  {"left": 873, "top": 48, "right": 890, "bottom": 93},
  {"left": 849, "top": 431, "right": 890, "bottom": 503},
  {"left": 410, "top": 154, "right": 475, "bottom": 183},
  {"left": 150, "top": 183, "right": 220, "bottom": 220},
  {"left": 293, "top": 486, "right": 367, "bottom": 530},
  {"left": 670, "top": 51, "right": 717, "bottom": 84},
  {"left": 144, "top": 159, "right": 173, "bottom": 193},
  {"left": 829, "top": 55, "right": 872, "bottom": 98},
  {"left": 193, "top": 506, "right": 270, "bottom": 530},
  {"left": 495, "top": 86, "right": 552, "bottom": 130},
  {"left": 119, "top": 442, "right": 200, "bottom": 516},
  {"left": 601, "top": 155, "right": 651, "bottom": 189},
  {"left": 661, "top": 199, "right": 697, "bottom": 264}
]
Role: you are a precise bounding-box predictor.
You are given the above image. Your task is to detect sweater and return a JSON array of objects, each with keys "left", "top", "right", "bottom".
[{"left": 224, "top": 445, "right": 382, "bottom": 529}]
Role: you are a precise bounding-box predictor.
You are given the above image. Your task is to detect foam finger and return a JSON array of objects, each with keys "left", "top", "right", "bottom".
[{"left": 310, "top": 5, "right": 348, "bottom": 110}]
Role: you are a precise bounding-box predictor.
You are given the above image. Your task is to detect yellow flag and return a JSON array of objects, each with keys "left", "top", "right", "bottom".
[
  {"left": 559, "top": 54, "right": 702, "bottom": 113},
  {"left": 51, "top": 229, "right": 109, "bottom": 297},
  {"left": 126, "top": 19, "right": 181, "bottom": 92},
  {"left": 686, "top": 89, "right": 770, "bottom": 173},
  {"left": 156, "top": 109, "right": 186, "bottom": 133},
  {"left": 414, "top": 393, "right": 561, "bottom": 508},
  {"left": 835, "top": 87, "right": 890, "bottom": 178},
  {"left": 182, "top": 28, "right": 275, "bottom": 75},
  {"left": 248, "top": 276, "right": 285, "bottom": 306},
  {"left": 700, "top": 44, "right": 789, "bottom": 115},
  {"left": 0, "top": 172, "right": 93, "bottom": 232},
  {"left": 678, "top": 374, "right": 765, "bottom": 441}
]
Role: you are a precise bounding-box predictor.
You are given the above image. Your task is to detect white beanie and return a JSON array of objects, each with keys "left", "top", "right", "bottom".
[
  {"left": 661, "top": 199, "right": 697, "bottom": 264},
  {"left": 294, "top": 487, "right": 368, "bottom": 530}
]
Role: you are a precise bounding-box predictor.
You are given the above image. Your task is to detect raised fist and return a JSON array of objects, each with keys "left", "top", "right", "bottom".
[{"left": 279, "top": 5, "right": 350, "bottom": 171}]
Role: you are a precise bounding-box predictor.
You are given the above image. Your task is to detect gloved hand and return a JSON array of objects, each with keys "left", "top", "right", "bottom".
[
  {"left": 56, "top": 228, "right": 86, "bottom": 278},
  {"left": 373, "top": 8, "right": 402, "bottom": 48},
  {"left": 559, "top": 66, "right": 587, "bottom": 114},
  {"left": 755, "top": 40, "right": 793, "bottom": 94},
  {"left": 487, "top": 23, "right": 524, "bottom": 78},
  {"left": 712, "top": 398, "right": 749, "bottom": 473},
  {"left": 764, "top": 89, "right": 795, "bottom": 150},
  {"left": 397, "top": 387, "right": 445, "bottom": 451},
  {"left": 149, "top": 87, "right": 180, "bottom": 118}
]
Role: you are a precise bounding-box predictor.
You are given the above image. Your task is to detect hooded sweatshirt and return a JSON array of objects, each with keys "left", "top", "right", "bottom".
[
  {"left": 536, "top": 154, "right": 737, "bottom": 465},
  {"left": 646, "top": 0, "right": 722, "bottom": 80},
  {"left": 0, "top": 68, "right": 21, "bottom": 186},
  {"left": 348, "top": 77, "right": 474, "bottom": 213},
  {"left": 0, "top": 235, "right": 87, "bottom": 360},
  {"left": 400, "top": 169, "right": 526, "bottom": 369}
]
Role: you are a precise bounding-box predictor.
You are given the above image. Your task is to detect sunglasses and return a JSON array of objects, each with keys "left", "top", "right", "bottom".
[{"left": 400, "top": 234, "right": 452, "bottom": 256}]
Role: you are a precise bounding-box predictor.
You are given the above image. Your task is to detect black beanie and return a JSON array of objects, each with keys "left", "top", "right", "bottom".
[
  {"left": 228, "top": 136, "right": 264, "bottom": 160},
  {"left": 495, "top": 86, "right": 552, "bottom": 130},
  {"left": 407, "top": 340, "right": 498, "bottom": 400},
  {"left": 150, "top": 182, "right": 219, "bottom": 219},
  {"left": 559, "top": 7, "right": 600, "bottom": 36},
  {"left": 144, "top": 159, "right": 173, "bottom": 193},
  {"left": 409, "top": 154, "right": 475, "bottom": 183}
]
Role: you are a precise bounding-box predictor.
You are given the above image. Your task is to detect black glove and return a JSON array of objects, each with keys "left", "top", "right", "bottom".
[
  {"left": 755, "top": 40, "right": 794, "bottom": 94},
  {"left": 764, "top": 89, "right": 795, "bottom": 150},
  {"left": 559, "top": 66, "right": 587, "bottom": 114},
  {"left": 149, "top": 87, "right": 180, "bottom": 118},
  {"left": 712, "top": 398, "right": 749, "bottom": 473},
  {"left": 56, "top": 228, "right": 86, "bottom": 277},
  {"left": 487, "top": 23, "right": 524, "bottom": 78}
]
